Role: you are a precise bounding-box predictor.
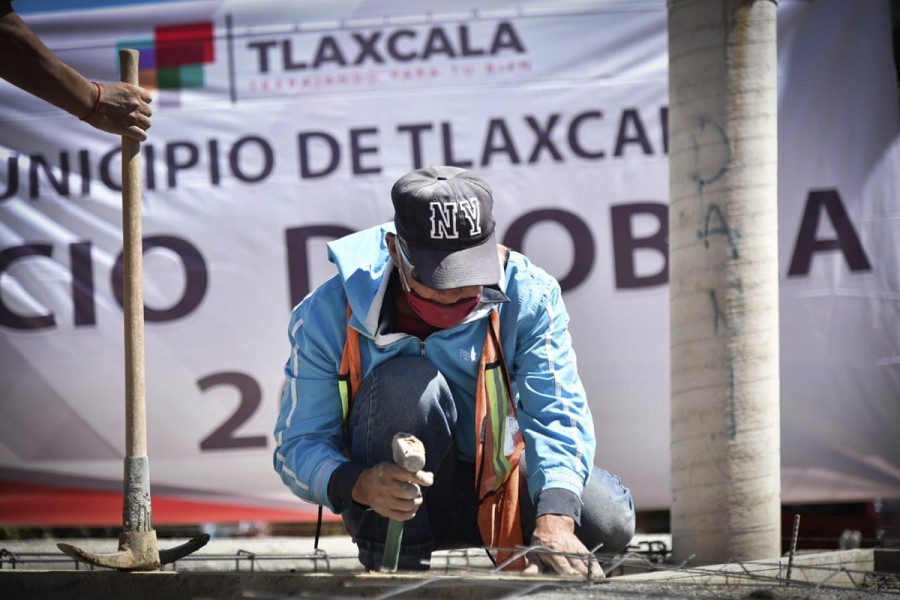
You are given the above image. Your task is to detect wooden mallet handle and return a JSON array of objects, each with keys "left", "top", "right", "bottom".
[{"left": 381, "top": 433, "right": 425, "bottom": 572}]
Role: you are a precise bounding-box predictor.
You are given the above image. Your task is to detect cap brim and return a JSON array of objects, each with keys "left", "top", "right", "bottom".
[{"left": 405, "top": 231, "right": 501, "bottom": 290}]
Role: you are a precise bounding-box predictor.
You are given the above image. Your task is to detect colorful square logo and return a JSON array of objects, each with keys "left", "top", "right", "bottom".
[{"left": 117, "top": 21, "right": 215, "bottom": 90}]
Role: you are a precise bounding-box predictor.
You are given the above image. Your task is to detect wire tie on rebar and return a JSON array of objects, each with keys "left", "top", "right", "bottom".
[
  {"left": 236, "top": 549, "right": 256, "bottom": 573},
  {"left": 605, "top": 551, "right": 638, "bottom": 575},
  {"left": 0, "top": 548, "right": 19, "bottom": 570},
  {"left": 493, "top": 545, "right": 534, "bottom": 572},
  {"left": 585, "top": 542, "right": 604, "bottom": 583},
  {"left": 311, "top": 547, "right": 329, "bottom": 572}
]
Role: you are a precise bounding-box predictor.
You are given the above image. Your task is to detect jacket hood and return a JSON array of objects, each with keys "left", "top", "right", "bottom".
[{"left": 326, "top": 224, "right": 395, "bottom": 336}]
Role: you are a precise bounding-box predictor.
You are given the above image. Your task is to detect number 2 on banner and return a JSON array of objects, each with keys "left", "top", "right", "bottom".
[{"left": 197, "top": 371, "right": 268, "bottom": 451}]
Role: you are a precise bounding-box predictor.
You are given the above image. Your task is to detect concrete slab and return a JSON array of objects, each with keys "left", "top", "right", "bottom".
[
  {"left": 2, "top": 555, "right": 898, "bottom": 600},
  {"left": 0, "top": 570, "right": 593, "bottom": 600}
]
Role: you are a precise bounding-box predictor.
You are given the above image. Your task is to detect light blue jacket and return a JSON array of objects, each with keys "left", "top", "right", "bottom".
[{"left": 273, "top": 224, "right": 595, "bottom": 512}]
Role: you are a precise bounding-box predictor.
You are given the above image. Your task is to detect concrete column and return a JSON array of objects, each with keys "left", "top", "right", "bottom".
[{"left": 668, "top": 0, "right": 781, "bottom": 563}]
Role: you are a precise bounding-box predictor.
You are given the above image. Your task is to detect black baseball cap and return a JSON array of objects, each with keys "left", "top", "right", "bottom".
[{"left": 391, "top": 166, "right": 500, "bottom": 290}]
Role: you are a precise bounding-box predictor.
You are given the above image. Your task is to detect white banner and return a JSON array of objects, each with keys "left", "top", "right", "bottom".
[{"left": 1, "top": 0, "right": 898, "bottom": 524}]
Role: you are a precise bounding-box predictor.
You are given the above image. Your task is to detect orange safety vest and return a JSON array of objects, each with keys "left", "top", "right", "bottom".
[{"left": 339, "top": 307, "right": 527, "bottom": 571}]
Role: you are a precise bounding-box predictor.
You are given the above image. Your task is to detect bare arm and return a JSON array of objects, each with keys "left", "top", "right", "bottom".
[{"left": 0, "top": 9, "right": 153, "bottom": 141}]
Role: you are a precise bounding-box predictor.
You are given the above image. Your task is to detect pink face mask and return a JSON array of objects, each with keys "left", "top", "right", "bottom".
[
  {"left": 404, "top": 288, "right": 481, "bottom": 329},
  {"left": 396, "top": 239, "right": 481, "bottom": 329}
]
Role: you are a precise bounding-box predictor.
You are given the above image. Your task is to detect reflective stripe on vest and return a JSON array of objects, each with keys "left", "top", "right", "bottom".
[
  {"left": 481, "top": 357, "right": 516, "bottom": 493},
  {"left": 338, "top": 305, "right": 361, "bottom": 427}
]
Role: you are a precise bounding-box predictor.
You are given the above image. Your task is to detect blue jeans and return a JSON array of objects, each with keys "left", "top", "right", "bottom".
[{"left": 342, "top": 356, "right": 635, "bottom": 570}]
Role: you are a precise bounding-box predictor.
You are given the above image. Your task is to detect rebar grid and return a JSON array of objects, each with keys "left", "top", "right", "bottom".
[
  {"left": 2, "top": 541, "right": 898, "bottom": 597},
  {"left": 0, "top": 542, "right": 660, "bottom": 573}
]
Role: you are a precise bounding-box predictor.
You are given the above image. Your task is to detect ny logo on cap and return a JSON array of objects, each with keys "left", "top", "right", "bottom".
[{"left": 429, "top": 198, "right": 482, "bottom": 240}]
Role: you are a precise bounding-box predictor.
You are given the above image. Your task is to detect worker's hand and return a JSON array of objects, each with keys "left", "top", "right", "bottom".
[
  {"left": 524, "top": 514, "right": 605, "bottom": 580},
  {"left": 86, "top": 82, "right": 153, "bottom": 142},
  {"left": 352, "top": 462, "right": 433, "bottom": 521}
]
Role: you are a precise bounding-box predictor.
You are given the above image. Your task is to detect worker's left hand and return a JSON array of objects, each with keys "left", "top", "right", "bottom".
[
  {"left": 86, "top": 82, "right": 153, "bottom": 141},
  {"left": 524, "top": 514, "right": 604, "bottom": 579}
]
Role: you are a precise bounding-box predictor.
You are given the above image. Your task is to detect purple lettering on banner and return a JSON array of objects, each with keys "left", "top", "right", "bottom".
[
  {"left": 229, "top": 135, "right": 274, "bottom": 183},
  {"left": 613, "top": 108, "right": 654, "bottom": 157},
  {"left": 166, "top": 140, "right": 200, "bottom": 188},
  {"left": 525, "top": 114, "right": 563, "bottom": 163},
  {"left": 0, "top": 155, "right": 19, "bottom": 200},
  {"left": 70, "top": 241, "right": 95, "bottom": 327},
  {"left": 480, "top": 118, "right": 520, "bottom": 166},
  {"left": 285, "top": 224, "right": 356, "bottom": 306},
  {"left": 349, "top": 127, "right": 381, "bottom": 175},
  {"left": 610, "top": 202, "right": 668, "bottom": 288},
  {"left": 297, "top": 131, "right": 341, "bottom": 179},
  {"left": 396, "top": 123, "right": 434, "bottom": 169},
  {"left": 28, "top": 153, "right": 70, "bottom": 199},
  {"left": 568, "top": 110, "right": 605, "bottom": 159},
  {"left": 111, "top": 236, "right": 208, "bottom": 322},
  {"left": 198, "top": 371, "right": 268, "bottom": 451},
  {"left": 502, "top": 209, "right": 595, "bottom": 292},
  {"left": 0, "top": 244, "right": 55, "bottom": 329},
  {"left": 247, "top": 40, "right": 278, "bottom": 73},
  {"left": 352, "top": 31, "right": 384, "bottom": 65},
  {"left": 788, "top": 189, "right": 872, "bottom": 276}
]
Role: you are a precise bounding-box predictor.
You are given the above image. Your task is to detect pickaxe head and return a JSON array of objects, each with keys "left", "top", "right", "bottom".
[
  {"left": 56, "top": 457, "right": 209, "bottom": 571},
  {"left": 58, "top": 531, "right": 210, "bottom": 571}
]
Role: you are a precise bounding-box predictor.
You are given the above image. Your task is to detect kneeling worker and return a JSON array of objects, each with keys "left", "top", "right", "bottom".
[{"left": 274, "top": 166, "right": 635, "bottom": 576}]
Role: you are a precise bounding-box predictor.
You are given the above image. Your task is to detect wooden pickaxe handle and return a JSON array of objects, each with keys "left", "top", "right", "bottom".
[{"left": 120, "top": 48, "right": 146, "bottom": 460}]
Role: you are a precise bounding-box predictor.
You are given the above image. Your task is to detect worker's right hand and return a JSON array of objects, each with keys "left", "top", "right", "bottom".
[
  {"left": 351, "top": 462, "right": 434, "bottom": 521},
  {"left": 524, "top": 514, "right": 605, "bottom": 580}
]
